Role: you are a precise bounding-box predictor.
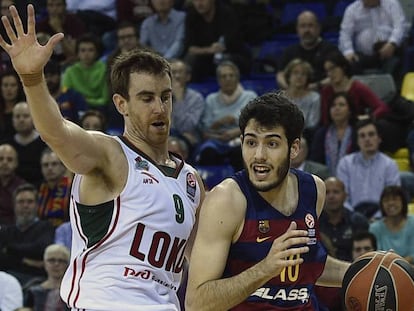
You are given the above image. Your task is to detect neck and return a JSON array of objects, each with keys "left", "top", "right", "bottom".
[
  {"left": 260, "top": 173, "right": 297, "bottom": 216},
  {"left": 42, "top": 277, "right": 63, "bottom": 289},
  {"left": 158, "top": 10, "right": 170, "bottom": 22},
  {"left": 123, "top": 132, "right": 171, "bottom": 166},
  {"left": 332, "top": 77, "right": 351, "bottom": 91},
  {"left": 14, "top": 131, "right": 38, "bottom": 145},
  {"left": 326, "top": 208, "right": 343, "bottom": 225},
  {"left": 301, "top": 37, "right": 321, "bottom": 50},
  {"left": 203, "top": 7, "right": 215, "bottom": 23},
  {"left": 286, "top": 88, "right": 307, "bottom": 98},
  {"left": 0, "top": 174, "right": 12, "bottom": 186}
]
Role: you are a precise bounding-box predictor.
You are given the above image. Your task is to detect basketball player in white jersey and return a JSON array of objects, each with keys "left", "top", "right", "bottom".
[{"left": 0, "top": 5, "right": 205, "bottom": 310}]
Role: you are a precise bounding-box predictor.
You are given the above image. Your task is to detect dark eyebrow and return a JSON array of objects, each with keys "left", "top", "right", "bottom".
[
  {"left": 244, "top": 133, "right": 283, "bottom": 140},
  {"left": 136, "top": 88, "right": 172, "bottom": 97}
]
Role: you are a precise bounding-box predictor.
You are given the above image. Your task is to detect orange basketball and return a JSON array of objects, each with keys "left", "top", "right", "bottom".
[{"left": 342, "top": 251, "right": 414, "bottom": 311}]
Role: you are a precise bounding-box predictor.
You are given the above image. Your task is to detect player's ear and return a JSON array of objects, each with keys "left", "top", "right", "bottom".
[
  {"left": 112, "top": 93, "right": 128, "bottom": 116},
  {"left": 290, "top": 138, "right": 300, "bottom": 159}
]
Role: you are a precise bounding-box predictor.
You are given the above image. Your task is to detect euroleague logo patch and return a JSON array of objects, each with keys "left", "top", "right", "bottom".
[
  {"left": 186, "top": 173, "right": 196, "bottom": 201},
  {"left": 304, "top": 213, "right": 316, "bottom": 245},
  {"left": 305, "top": 213, "right": 315, "bottom": 228}
]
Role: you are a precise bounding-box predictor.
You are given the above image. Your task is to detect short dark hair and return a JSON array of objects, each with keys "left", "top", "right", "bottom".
[
  {"left": 239, "top": 91, "right": 304, "bottom": 147},
  {"left": 352, "top": 231, "right": 377, "bottom": 250},
  {"left": 355, "top": 118, "right": 379, "bottom": 137},
  {"left": 328, "top": 92, "right": 356, "bottom": 124},
  {"left": 110, "top": 49, "right": 171, "bottom": 100},
  {"left": 324, "top": 50, "right": 353, "bottom": 77},
  {"left": 80, "top": 109, "right": 107, "bottom": 131},
  {"left": 13, "top": 183, "right": 38, "bottom": 201},
  {"left": 380, "top": 185, "right": 408, "bottom": 218},
  {"left": 75, "top": 33, "right": 103, "bottom": 58}
]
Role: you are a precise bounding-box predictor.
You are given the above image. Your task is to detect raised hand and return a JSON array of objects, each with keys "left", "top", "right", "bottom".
[{"left": 0, "top": 4, "right": 63, "bottom": 75}]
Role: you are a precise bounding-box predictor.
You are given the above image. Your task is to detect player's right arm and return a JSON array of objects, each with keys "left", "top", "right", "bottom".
[
  {"left": 0, "top": 5, "right": 115, "bottom": 177},
  {"left": 185, "top": 179, "right": 310, "bottom": 311}
]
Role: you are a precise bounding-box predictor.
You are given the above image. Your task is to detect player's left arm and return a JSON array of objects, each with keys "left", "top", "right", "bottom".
[{"left": 312, "top": 175, "right": 351, "bottom": 286}]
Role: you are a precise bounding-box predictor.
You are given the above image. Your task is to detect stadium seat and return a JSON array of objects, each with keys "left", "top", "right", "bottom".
[
  {"left": 401, "top": 72, "right": 414, "bottom": 101},
  {"left": 188, "top": 80, "right": 219, "bottom": 98},
  {"left": 352, "top": 74, "right": 396, "bottom": 104},
  {"left": 242, "top": 77, "right": 278, "bottom": 95},
  {"left": 387, "top": 148, "right": 411, "bottom": 172},
  {"left": 333, "top": 0, "right": 354, "bottom": 17},
  {"left": 195, "top": 165, "right": 235, "bottom": 190},
  {"left": 280, "top": 2, "right": 327, "bottom": 26},
  {"left": 409, "top": 202, "right": 414, "bottom": 215}
]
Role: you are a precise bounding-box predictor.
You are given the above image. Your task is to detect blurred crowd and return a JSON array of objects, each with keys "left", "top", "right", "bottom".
[{"left": 1, "top": 0, "right": 414, "bottom": 310}]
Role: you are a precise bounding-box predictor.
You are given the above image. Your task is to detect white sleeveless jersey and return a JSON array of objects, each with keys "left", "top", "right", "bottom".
[{"left": 60, "top": 136, "right": 201, "bottom": 311}]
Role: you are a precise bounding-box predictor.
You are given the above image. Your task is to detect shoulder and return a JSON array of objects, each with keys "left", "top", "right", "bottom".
[
  {"left": 202, "top": 178, "right": 246, "bottom": 218},
  {"left": 242, "top": 90, "right": 258, "bottom": 99}
]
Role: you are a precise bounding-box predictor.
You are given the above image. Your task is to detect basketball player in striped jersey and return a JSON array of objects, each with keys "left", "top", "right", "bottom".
[
  {"left": 0, "top": 5, "right": 205, "bottom": 311},
  {"left": 186, "top": 92, "right": 351, "bottom": 310}
]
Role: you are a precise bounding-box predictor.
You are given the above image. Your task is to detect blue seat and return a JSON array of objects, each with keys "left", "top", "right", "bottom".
[
  {"left": 280, "top": 2, "right": 327, "bottom": 26},
  {"left": 242, "top": 77, "right": 278, "bottom": 95},
  {"left": 188, "top": 80, "right": 219, "bottom": 98},
  {"left": 333, "top": 0, "right": 354, "bottom": 17},
  {"left": 195, "top": 165, "right": 235, "bottom": 190}
]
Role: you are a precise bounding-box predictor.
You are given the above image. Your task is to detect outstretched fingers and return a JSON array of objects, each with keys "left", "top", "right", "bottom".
[
  {"left": 26, "top": 4, "right": 36, "bottom": 36},
  {"left": 9, "top": 5, "right": 25, "bottom": 37},
  {"left": 1, "top": 15, "right": 17, "bottom": 43}
]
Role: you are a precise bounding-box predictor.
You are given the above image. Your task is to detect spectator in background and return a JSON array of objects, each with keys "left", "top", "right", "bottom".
[
  {"left": 276, "top": 10, "right": 339, "bottom": 90},
  {"left": 352, "top": 231, "right": 377, "bottom": 260},
  {"left": 0, "top": 184, "right": 55, "bottom": 286},
  {"left": 170, "top": 59, "right": 205, "bottom": 153},
  {"left": 140, "top": 0, "right": 186, "bottom": 59},
  {"left": 0, "top": 144, "right": 26, "bottom": 225},
  {"left": 184, "top": 0, "right": 251, "bottom": 82},
  {"left": 2, "top": 102, "right": 47, "bottom": 187},
  {"left": 369, "top": 185, "right": 414, "bottom": 264},
  {"left": 196, "top": 61, "right": 256, "bottom": 170},
  {"left": 54, "top": 221, "right": 71, "bottom": 251},
  {"left": 284, "top": 58, "right": 320, "bottom": 144},
  {"left": 44, "top": 60, "right": 87, "bottom": 123},
  {"left": 168, "top": 135, "right": 189, "bottom": 161},
  {"left": 0, "top": 271, "right": 23, "bottom": 311},
  {"left": 38, "top": 148, "right": 71, "bottom": 228},
  {"left": 62, "top": 34, "right": 110, "bottom": 113},
  {"left": 105, "top": 21, "right": 142, "bottom": 131},
  {"left": 116, "top": 0, "right": 153, "bottom": 28},
  {"left": 24, "top": 244, "right": 70, "bottom": 311},
  {"left": 80, "top": 109, "right": 107, "bottom": 132},
  {"left": 291, "top": 136, "right": 331, "bottom": 181},
  {"left": 336, "top": 118, "right": 401, "bottom": 219},
  {"left": 339, "top": 0, "right": 407, "bottom": 76},
  {"left": 310, "top": 92, "right": 357, "bottom": 175},
  {"left": 320, "top": 177, "right": 369, "bottom": 262},
  {"left": 0, "top": 70, "right": 25, "bottom": 141},
  {"left": 36, "top": 0, "right": 87, "bottom": 66},
  {"left": 320, "top": 50, "right": 390, "bottom": 125},
  {"left": 106, "top": 21, "right": 141, "bottom": 71}
]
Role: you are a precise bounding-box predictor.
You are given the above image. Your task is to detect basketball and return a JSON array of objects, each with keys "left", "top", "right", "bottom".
[{"left": 342, "top": 251, "right": 414, "bottom": 311}]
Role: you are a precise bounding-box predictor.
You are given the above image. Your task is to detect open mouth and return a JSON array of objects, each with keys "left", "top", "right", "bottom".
[{"left": 253, "top": 165, "right": 271, "bottom": 178}]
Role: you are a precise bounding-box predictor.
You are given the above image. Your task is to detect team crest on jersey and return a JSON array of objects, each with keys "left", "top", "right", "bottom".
[
  {"left": 258, "top": 220, "right": 270, "bottom": 233},
  {"left": 135, "top": 156, "right": 149, "bottom": 171},
  {"left": 186, "top": 173, "right": 196, "bottom": 200}
]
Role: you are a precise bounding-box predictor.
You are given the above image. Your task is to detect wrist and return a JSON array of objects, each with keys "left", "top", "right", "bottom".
[{"left": 20, "top": 72, "right": 44, "bottom": 87}]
